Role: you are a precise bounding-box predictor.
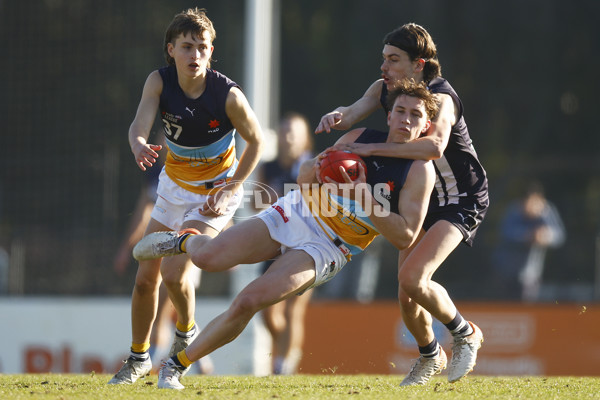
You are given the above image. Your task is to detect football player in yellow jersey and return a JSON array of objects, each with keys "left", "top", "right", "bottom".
[
  {"left": 132, "top": 79, "right": 436, "bottom": 390},
  {"left": 109, "top": 8, "right": 263, "bottom": 385}
]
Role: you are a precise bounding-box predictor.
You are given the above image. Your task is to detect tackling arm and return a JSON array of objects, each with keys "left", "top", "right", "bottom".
[
  {"left": 315, "top": 80, "right": 384, "bottom": 134},
  {"left": 331, "top": 92, "right": 457, "bottom": 160}
]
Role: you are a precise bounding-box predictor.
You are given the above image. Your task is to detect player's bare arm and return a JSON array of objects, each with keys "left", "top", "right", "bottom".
[
  {"left": 224, "top": 86, "right": 264, "bottom": 187},
  {"left": 330, "top": 93, "right": 457, "bottom": 161},
  {"left": 358, "top": 159, "right": 434, "bottom": 250},
  {"left": 128, "top": 70, "right": 163, "bottom": 171},
  {"left": 200, "top": 86, "right": 264, "bottom": 216},
  {"left": 315, "top": 80, "right": 384, "bottom": 134}
]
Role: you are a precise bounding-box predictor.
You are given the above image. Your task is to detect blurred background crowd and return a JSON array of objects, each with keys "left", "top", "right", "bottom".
[{"left": 0, "top": 0, "right": 599, "bottom": 303}]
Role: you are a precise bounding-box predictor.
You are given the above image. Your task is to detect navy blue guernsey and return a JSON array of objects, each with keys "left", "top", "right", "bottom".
[
  {"left": 158, "top": 66, "right": 242, "bottom": 194},
  {"left": 355, "top": 128, "right": 414, "bottom": 215},
  {"left": 159, "top": 66, "right": 238, "bottom": 147},
  {"left": 380, "top": 78, "right": 489, "bottom": 212}
]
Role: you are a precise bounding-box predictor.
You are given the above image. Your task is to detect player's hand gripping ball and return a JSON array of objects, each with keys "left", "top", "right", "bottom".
[{"left": 319, "top": 150, "right": 367, "bottom": 183}]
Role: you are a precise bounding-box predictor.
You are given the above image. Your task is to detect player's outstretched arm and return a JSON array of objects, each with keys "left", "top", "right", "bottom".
[
  {"left": 331, "top": 92, "right": 456, "bottom": 160},
  {"left": 315, "top": 80, "right": 384, "bottom": 134}
]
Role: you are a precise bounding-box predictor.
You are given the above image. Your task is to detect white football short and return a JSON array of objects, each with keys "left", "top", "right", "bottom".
[
  {"left": 257, "top": 190, "right": 348, "bottom": 289},
  {"left": 151, "top": 169, "right": 242, "bottom": 232}
]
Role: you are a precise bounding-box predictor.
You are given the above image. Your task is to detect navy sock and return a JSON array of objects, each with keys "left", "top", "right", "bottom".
[
  {"left": 444, "top": 311, "right": 473, "bottom": 337},
  {"left": 418, "top": 338, "right": 439, "bottom": 358}
]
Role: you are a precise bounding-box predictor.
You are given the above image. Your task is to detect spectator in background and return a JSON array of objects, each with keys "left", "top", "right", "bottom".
[
  {"left": 257, "top": 112, "right": 314, "bottom": 375},
  {"left": 492, "top": 182, "right": 565, "bottom": 301}
]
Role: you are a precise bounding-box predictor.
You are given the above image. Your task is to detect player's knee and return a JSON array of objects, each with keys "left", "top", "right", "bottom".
[
  {"left": 159, "top": 260, "right": 186, "bottom": 285},
  {"left": 229, "top": 292, "right": 262, "bottom": 320},
  {"left": 133, "top": 276, "right": 160, "bottom": 296},
  {"left": 398, "top": 275, "right": 427, "bottom": 300},
  {"left": 160, "top": 270, "right": 183, "bottom": 288}
]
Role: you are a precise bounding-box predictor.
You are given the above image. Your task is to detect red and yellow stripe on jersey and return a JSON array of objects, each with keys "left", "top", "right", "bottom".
[
  {"left": 164, "top": 133, "right": 238, "bottom": 195},
  {"left": 301, "top": 187, "right": 379, "bottom": 256}
]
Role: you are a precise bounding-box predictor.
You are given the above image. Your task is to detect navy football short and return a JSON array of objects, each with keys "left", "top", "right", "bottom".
[{"left": 422, "top": 200, "right": 488, "bottom": 247}]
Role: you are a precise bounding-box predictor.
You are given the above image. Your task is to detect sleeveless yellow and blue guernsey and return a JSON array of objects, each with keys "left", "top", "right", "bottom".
[
  {"left": 304, "top": 129, "right": 414, "bottom": 257},
  {"left": 158, "top": 65, "right": 239, "bottom": 195}
]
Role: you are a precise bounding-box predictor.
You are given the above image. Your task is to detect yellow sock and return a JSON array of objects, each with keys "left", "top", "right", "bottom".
[
  {"left": 176, "top": 320, "right": 196, "bottom": 333},
  {"left": 131, "top": 342, "right": 150, "bottom": 353},
  {"left": 176, "top": 350, "right": 194, "bottom": 368}
]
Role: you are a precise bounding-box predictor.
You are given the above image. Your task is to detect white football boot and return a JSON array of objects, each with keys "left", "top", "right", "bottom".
[
  {"left": 448, "top": 322, "right": 484, "bottom": 383},
  {"left": 399, "top": 345, "right": 447, "bottom": 386},
  {"left": 158, "top": 358, "right": 186, "bottom": 390},
  {"left": 133, "top": 228, "right": 200, "bottom": 261},
  {"left": 108, "top": 356, "right": 152, "bottom": 384}
]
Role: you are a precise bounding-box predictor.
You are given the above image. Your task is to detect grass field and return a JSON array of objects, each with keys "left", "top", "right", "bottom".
[{"left": 1, "top": 374, "right": 599, "bottom": 399}]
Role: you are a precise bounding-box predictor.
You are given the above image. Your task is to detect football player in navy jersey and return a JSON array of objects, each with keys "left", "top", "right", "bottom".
[
  {"left": 316, "top": 23, "right": 488, "bottom": 386},
  {"left": 109, "top": 8, "right": 263, "bottom": 385}
]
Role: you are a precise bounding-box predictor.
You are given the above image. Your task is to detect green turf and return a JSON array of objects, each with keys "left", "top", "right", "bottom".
[{"left": 1, "top": 374, "right": 599, "bottom": 399}]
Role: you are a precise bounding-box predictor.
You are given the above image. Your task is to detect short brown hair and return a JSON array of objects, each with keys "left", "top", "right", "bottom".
[
  {"left": 163, "top": 8, "right": 216, "bottom": 67},
  {"left": 383, "top": 23, "right": 442, "bottom": 84},
  {"left": 386, "top": 78, "right": 439, "bottom": 119}
]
